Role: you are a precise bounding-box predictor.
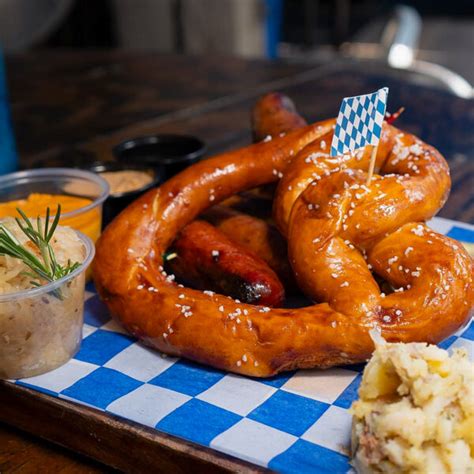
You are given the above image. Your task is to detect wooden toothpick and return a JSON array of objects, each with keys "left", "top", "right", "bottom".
[{"left": 366, "top": 145, "right": 378, "bottom": 185}]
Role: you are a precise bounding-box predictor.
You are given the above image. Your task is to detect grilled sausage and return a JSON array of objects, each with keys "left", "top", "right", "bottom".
[
  {"left": 252, "top": 92, "right": 308, "bottom": 142},
  {"left": 167, "top": 220, "right": 285, "bottom": 307},
  {"left": 203, "top": 206, "right": 297, "bottom": 292}
]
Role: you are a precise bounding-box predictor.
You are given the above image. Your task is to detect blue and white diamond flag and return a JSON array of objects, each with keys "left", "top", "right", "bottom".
[{"left": 330, "top": 87, "right": 388, "bottom": 157}]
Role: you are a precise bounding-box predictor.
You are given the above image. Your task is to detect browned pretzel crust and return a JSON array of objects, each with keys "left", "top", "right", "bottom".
[{"left": 94, "top": 96, "right": 473, "bottom": 377}]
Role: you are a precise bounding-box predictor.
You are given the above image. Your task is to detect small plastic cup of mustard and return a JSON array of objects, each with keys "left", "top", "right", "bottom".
[
  {"left": 0, "top": 230, "right": 95, "bottom": 379},
  {"left": 0, "top": 168, "right": 109, "bottom": 244}
]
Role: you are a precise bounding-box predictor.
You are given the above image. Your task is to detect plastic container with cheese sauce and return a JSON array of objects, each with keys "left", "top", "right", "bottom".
[{"left": 0, "top": 168, "right": 109, "bottom": 244}]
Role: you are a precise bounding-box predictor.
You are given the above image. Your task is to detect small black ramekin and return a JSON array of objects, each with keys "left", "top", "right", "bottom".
[
  {"left": 85, "top": 161, "right": 162, "bottom": 227},
  {"left": 113, "top": 134, "right": 206, "bottom": 180}
]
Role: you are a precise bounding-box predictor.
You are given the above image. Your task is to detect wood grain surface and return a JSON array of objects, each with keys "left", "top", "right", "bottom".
[
  {"left": 6, "top": 51, "right": 314, "bottom": 158},
  {"left": 1, "top": 50, "right": 473, "bottom": 473},
  {"left": 0, "top": 383, "right": 264, "bottom": 473},
  {"left": 0, "top": 422, "right": 110, "bottom": 473}
]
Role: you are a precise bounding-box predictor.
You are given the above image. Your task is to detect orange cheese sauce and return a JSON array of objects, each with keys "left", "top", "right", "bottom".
[{"left": 0, "top": 193, "right": 102, "bottom": 244}]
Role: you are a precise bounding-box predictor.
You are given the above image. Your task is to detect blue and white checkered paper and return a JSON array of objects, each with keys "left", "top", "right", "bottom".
[
  {"left": 13, "top": 217, "right": 473, "bottom": 473},
  {"left": 331, "top": 88, "right": 388, "bottom": 157}
]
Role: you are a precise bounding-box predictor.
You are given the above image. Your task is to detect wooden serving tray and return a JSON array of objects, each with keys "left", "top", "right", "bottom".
[
  {"left": 0, "top": 382, "right": 265, "bottom": 473},
  {"left": 2, "top": 59, "right": 473, "bottom": 471}
]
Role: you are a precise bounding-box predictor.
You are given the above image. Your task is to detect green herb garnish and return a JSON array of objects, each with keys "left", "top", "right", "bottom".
[{"left": 0, "top": 205, "right": 81, "bottom": 300}]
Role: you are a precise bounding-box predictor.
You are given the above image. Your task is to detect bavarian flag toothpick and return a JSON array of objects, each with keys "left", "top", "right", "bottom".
[{"left": 330, "top": 87, "right": 389, "bottom": 184}]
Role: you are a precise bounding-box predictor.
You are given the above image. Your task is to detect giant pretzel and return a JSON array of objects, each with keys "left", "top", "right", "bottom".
[{"left": 94, "top": 93, "right": 473, "bottom": 377}]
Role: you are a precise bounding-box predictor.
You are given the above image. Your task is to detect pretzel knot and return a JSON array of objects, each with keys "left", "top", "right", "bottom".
[
  {"left": 279, "top": 124, "right": 471, "bottom": 338},
  {"left": 94, "top": 119, "right": 473, "bottom": 377}
]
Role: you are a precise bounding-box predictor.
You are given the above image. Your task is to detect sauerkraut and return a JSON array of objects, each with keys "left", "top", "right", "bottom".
[
  {"left": 0, "top": 218, "right": 85, "bottom": 294},
  {"left": 0, "top": 219, "right": 88, "bottom": 379}
]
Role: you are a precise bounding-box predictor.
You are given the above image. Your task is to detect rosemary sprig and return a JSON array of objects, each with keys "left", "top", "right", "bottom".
[{"left": 0, "top": 205, "right": 81, "bottom": 300}]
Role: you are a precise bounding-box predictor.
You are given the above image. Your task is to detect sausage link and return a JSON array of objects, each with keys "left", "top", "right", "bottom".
[
  {"left": 167, "top": 220, "right": 285, "bottom": 307},
  {"left": 203, "top": 206, "right": 297, "bottom": 292},
  {"left": 252, "top": 92, "right": 308, "bottom": 141}
]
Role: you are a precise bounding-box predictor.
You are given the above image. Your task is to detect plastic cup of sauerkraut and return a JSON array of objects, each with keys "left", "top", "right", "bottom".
[{"left": 0, "top": 225, "right": 94, "bottom": 379}]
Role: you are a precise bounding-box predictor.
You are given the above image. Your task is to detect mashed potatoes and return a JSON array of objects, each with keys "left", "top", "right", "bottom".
[{"left": 351, "top": 338, "right": 473, "bottom": 473}]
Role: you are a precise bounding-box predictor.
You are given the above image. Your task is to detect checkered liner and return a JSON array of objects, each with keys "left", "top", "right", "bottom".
[
  {"left": 13, "top": 217, "right": 473, "bottom": 473},
  {"left": 330, "top": 88, "right": 388, "bottom": 157}
]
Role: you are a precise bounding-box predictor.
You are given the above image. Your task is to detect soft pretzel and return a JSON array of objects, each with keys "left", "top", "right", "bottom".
[{"left": 94, "top": 98, "right": 473, "bottom": 377}]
